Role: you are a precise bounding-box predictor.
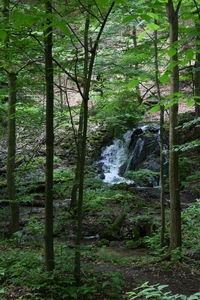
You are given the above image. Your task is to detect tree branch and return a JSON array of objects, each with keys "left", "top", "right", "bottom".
[
  {"left": 17, "top": 57, "right": 43, "bottom": 73},
  {"left": 77, "top": 0, "right": 103, "bottom": 23},
  {"left": 53, "top": 57, "right": 84, "bottom": 98},
  {"left": 51, "top": 5, "right": 85, "bottom": 48},
  {"left": 176, "top": 0, "right": 182, "bottom": 14},
  {"left": 193, "top": 0, "right": 200, "bottom": 19}
]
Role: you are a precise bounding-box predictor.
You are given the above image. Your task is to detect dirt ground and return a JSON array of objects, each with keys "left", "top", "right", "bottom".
[{"left": 90, "top": 252, "right": 200, "bottom": 298}]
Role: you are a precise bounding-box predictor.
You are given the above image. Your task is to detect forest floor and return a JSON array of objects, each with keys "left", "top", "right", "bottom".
[
  {"left": 0, "top": 107, "right": 200, "bottom": 299},
  {"left": 90, "top": 256, "right": 200, "bottom": 298}
]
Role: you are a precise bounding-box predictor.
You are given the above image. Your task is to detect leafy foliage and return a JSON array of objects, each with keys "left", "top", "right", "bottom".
[
  {"left": 94, "top": 90, "right": 144, "bottom": 134},
  {"left": 182, "top": 199, "right": 200, "bottom": 254},
  {"left": 124, "top": 169, "right": 159, "bottom": 187},
  {"left": 126, "top": 281, "right": 200, "bottom": 300}
]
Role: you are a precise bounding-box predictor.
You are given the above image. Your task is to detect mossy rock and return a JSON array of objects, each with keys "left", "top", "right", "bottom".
[
  {"left": 102, "top": 213, "right": 126, "bottom": 240},
  {"left": 130, "top": 215, "right": 154, "bottom": 239}
]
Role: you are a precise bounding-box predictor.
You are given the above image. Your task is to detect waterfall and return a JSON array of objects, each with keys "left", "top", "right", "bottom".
[
  {"left": 124, "top": 138, "right": 144, "bottom": 173},
  {"left": 98, "top": 124, "right": 161, "bottom": 186},
  {"left": 100, "top": 130, "right": 133, "bottom": 183}
]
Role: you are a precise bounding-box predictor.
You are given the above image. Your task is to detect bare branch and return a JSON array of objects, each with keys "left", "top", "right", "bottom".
[
  {"left": 176, "top": 0, "right": 182, "bottom": 14},
  {"left": 17, "top": 57, "right": 43, "bottom": 73},
  {"left": 84, "top": 1, "right": 115, "bottom": 95},
  {"left": 64, "top": 79, "right": 79, "bottom": 149},
  {"left": 193, "top": 0, "right": 200, "bottom": 19},
  {"left": 77, "top": 0, "right": 102, "bottom": 23},
  {"left": 94, "top": 0, "right": 104, "bottom": 19},
  {"left": 51, "top": 5, "right": 85, "bottom": 48},
  {"left": 53, "top": 57, "right": 84, "bottom": 98}
]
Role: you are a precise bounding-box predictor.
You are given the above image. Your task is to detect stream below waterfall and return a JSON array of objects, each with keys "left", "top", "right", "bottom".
[{"left": 97, "top": 124, "right": 165, "bottom": 187}]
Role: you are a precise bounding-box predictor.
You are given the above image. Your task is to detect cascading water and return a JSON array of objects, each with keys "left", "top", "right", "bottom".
[
  {"left": 98, "top": 124, "right": 162, "bottom": 186},
  {"left": 99, "top": 130, "right": 133, "bottom": 183}
]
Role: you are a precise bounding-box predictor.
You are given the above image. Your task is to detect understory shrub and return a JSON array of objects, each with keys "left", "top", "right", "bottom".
[
  {"left": 124, "top": 169, "right": 159, "bottom": 187},
  {"left": 182, "top": 199, "right": 200, "bottom": 254},
  {"left": 126, "top": 281, "right": 200, "bottom": 299}
]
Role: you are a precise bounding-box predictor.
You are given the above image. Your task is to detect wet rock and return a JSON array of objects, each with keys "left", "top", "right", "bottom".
[{"left": 98, "top": 123, "right": 166, "bottom": 186}]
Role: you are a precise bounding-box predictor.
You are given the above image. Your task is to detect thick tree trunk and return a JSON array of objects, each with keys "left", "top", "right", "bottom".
[
  {"left": 194, "top": 20, "right": 200, "bottom": 118},
  {"left": 44, "top": 0, "right": 54, "bottom": 271},
  {"left": 7, "top": 72, "right": 19, "bottom": 233},
  {"left": 166, "top": 0, "right": 182, "bottom": 250}
]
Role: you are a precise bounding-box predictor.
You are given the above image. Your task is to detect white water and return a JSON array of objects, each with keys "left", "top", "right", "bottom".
[
  {"left": 100, "top": 130, "right": 134, "bottom": 184},
  {"left": 99, "top": 125, "right": 159, "bottom": 185}
]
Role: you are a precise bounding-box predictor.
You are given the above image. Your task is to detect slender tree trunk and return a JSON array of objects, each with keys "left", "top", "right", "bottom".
[
  {"left": 70, "top": 104, "right": 83, "bottom": 211},
  {"left": 159, "top": 105, "right": 165, "bottom": 247},
  {"left": 58, "top": 74, "right": 64, "bottom": 112},
  {"left": 3, "top": 0, "right": 19, "bottom": 233},
  {"left": 194, "top": 20, "right": 200, "bottom": 118},
  {"left": 132, "top": 26, "right": 141, "bottom": 103},
  {"left": 73, "top": 3, "right": 115, "bottom": 285},
  {"left": 74, "top": 16, "right": 90, "bottom": 285},
  {"left": 153, "top": 17, "right": 165, "bottom": 247},
  {"left": 166, "top": 0, "right": 182, "bottom": 250},
  {"left": 44, "top": 0, "right": 54, "bottom": 271},
  {"left": 7, "top": 72, "right": 19, "bottom": 233}
]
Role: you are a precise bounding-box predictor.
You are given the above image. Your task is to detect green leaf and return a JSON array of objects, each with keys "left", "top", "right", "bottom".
[
  {"left": 0, "top": 30, "right": 7, "bottom": 40},
  {"left": 122, "top": 15, "right": 138, "bottom": 23},
  {"left": 180, "top": 59, "right": 189, "bottom": 67},
  {"left": 159, "top": 73, "right": 170, "bottom": 83},
  {"left": 147, "top": 12, "right": 159, "bottom": 20},
  {"left": 167, "top": 48, "right": 176, "bottom": 57},
  {"left": 185, "top": 49, "right": 194, "bottom": 60},
  {"left": 138, "top": 31, "right": 146, "bottom": 41},
  {"left": 146, "top": 23, "right": 160, "bottom": 31},
  {"left": 188, "top": 293, "right": 200, "bottom": 300},
  {"left": 187, "top": 99, "right": 195, "bottom": 106},
  {"left": 55, "top": 20, "right": 71, "bottom": 36},
  {"left": 127, "top": 79, "right": 139, "bottom": 88},
  {"left": 157, "top": 284, "right": 169, "bottom": 290},
  {"left": 149, "top": 105, "right": 160, "bottom": 112}
]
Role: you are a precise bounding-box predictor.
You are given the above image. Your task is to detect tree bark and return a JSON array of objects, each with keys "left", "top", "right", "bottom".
[
  {"left": 3, "top": 0, "right": 20, "bottom": 233},
  {"left": 73, "top": 2, "right": 115, "bottom": 285},
  {"left": 44, "top": 0, "right": 54, "bottom": 271},
  {"left": 74, "top": 16, "right": 90, "bottom": 285},
  {"left": 194, "top": 20, "right": 200, "bottom": 118},
  {"left": 132, "top": 26, "right": 142, "bottom": 103},
  {"left": 70, "top": 103, "right": 83, "bottom": 211},
  {"left": 166, "top": 0, "right": 182, "bottom": 250},
  {"left": 153, "top": 16, "right": 165, "bottom": 247},
  {"left": 7, "top": 72, "right": 19, "bottom": 233}
]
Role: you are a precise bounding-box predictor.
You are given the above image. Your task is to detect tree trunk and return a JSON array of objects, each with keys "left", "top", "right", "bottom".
[
  {"left": 73, "top": 3, "right": 115, "bottom": 285},
  {"left": 132, "top": 26, "right": 142, "bottom": 103},
  {"left": 153, "top": 16, "right": 165, "bottom": 247},
  {"left": 44, "top": 0, "right": 54, "bottom": 271},
  {"left": 58, "top": 73, "right": 64, "bottom": 112},
  {"left": 70, "top": 104, "right": 83, "bottom": 211},
  {"left": 3, "top": 0, "right": 19, "bottom": 233},
  {"left": 74, "top": 16, "right": 90, "bottom": 285},
  {"left": 166, "top": 0, "right": 182, "bottom": 250},
  {"left": 194, "top": 20, "right": 200, "bottom": 118},
  {"left": 7, "top": 72, "right": 19, "bottom": 233}
]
